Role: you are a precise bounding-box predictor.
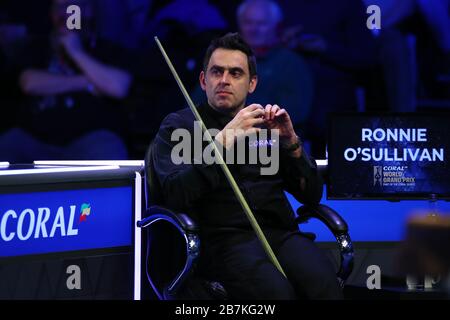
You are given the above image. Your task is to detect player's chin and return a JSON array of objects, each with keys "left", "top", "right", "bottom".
[{"left": 214, "top": 99, "right": 234, "bottom": 109}]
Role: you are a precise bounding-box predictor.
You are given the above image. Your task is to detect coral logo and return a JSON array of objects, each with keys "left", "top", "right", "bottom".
[
  {"left": 1, "top": 205, "right": 80, "bottom": 242},
  {"left": 78, "top": 203, "right": 91, "bottom": 223}
]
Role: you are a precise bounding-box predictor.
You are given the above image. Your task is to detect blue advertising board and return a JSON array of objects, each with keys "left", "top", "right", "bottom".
[{"left": 0, "top": 186, "right": 133, "bottom": 258}]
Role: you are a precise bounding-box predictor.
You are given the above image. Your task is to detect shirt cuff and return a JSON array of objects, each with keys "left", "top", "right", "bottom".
[{"left": 281, "top": 148, "right": 317, "bottom": 178}]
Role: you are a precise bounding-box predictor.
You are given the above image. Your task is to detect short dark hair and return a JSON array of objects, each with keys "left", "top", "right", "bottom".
[{"left": 203, "top": 32, "right": 257, "bottom": 78}]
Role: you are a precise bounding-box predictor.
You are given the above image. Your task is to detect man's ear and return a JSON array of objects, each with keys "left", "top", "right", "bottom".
[
  {"left": 199, "top": 71, "right": 206, "bottom": 90},
  {"left": 248, "top": 76, "right": 258, "bottom": 94}
]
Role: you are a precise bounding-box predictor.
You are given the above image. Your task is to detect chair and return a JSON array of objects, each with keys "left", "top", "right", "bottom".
[{"left": 137, "top": 141, "right": 354, "bottom": 300}]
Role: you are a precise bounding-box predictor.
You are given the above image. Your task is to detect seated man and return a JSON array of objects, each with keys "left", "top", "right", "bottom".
[
  {"left": 0, "top": 0, "right": 133, "bottom": 162},
  {"left": 152, "top": 33, "right": 342, "bottom": 299}
]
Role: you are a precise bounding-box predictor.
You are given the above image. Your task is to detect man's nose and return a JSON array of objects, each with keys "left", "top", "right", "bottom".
[{"left": 219, "top": 71, "right": 231, "bottom": 84}]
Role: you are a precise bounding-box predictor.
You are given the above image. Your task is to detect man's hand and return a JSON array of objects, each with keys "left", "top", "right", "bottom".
[
  {"left": 264, "top": 104, "right": 302, "bottom": 157},
  {"left": 57, "top": 32, "right": 132, "bottom": 99},
  {"left": 264, "top": 104, "right": 297, "bottom": 144},
  {"left": 215, "top": 104, "right": 265, "bottom": 149}
]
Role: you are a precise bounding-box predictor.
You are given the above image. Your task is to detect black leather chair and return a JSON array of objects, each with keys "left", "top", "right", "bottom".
[{"left": 137, "top": 141, "right": 354, "bottom": 300}]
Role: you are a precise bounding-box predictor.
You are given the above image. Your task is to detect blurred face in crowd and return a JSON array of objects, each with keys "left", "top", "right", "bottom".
[
  {"left": 51, "top": 0, "right": 94, "bottom": 35},
  {"left": 238, "top": 0, "right": 280, "bottom": 50},
  {"left": 200, "top": 48, "right": 257, "bottom": 115}
]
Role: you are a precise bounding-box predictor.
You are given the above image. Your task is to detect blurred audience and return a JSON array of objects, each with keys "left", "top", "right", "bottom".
[
  {"left": 0, "top": 0, "right": 52, "bottom": 37},
  {"left": 364, "top": 0, "right": 417, "bottom": 113},
  {"left": 367, "top": 0, "right": 450, "bottom": 54},
  {"left": 364, "top": 0, "right": 450, "bottom": 113},
  {"left": 282, "top": 0, "right": 378, "bottom": 158},
  {"left": 0, "top": 43, "right": 21, "bottom": 136},
  {"left": 95, "top": 0, "right": 153, "bottom": 50},
  {"left": 0, "top": 0, "right": 134, "bottom": 163},
  {"left": 146, "top": 0, "right": 227, "bottom": 37},
  {"left": 141, "top": 0, "right": 228, "bottom": 89}
]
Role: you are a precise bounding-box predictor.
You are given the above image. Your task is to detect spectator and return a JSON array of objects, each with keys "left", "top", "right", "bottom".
[{"left": 0, "top": 0, "right": 134, "bottom": 163}]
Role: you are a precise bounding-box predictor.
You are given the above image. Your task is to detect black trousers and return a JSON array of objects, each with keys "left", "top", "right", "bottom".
[{"left": 201, "top": 227, "right": 343, "bottom": 300}]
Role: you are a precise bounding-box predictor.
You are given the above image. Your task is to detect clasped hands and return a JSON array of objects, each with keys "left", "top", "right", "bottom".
[{"left": 215, "top": 104, "right": 299, "bottom": 151}]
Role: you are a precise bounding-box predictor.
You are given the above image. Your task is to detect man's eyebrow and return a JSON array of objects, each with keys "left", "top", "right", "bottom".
[
  {"left": 210, "top": 65, "right": 225, "bottom": 71},
  {"left": 229, "top": 67, "right": 245, "bottom": 74},
  {"left": 209, "top": 65, "right": 246, "bottom": 73}
]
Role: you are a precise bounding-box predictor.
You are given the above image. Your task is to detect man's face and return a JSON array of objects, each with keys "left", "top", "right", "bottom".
[
  {"left": 200, "top": 48, "right": 257, "bottom": 115},
  {"left": 239, "top": 4, "right": 278, "bottom": 49}
]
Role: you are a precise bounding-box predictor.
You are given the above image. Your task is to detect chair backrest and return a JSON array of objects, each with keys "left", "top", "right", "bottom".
[
  {"left": 142, "top": 139, "right": 227, "bottom": 299},
  {"left": 144, "top": 139, "right": 165, "bottom": 209},
  {"left": 143, "top": 139, "right": 189, "bottom": 298}
]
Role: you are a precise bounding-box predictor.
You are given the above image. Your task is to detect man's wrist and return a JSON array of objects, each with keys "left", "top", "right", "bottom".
[{"left": 281, "top": 135, "right": 302, "bottom": 152}]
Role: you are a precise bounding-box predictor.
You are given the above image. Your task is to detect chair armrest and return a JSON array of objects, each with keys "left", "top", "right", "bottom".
[
  {"left": 296, "top": 204, "right": 348, "bottom": 234},
  {"left": 137, "top": 205, "right": 200, "bottom": 299},
  {"left": 138, "top": 205, "right": 199, "bottom": 233},
  {"left": 296, "top": 204, "right": 354, "bottom": 286}
]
